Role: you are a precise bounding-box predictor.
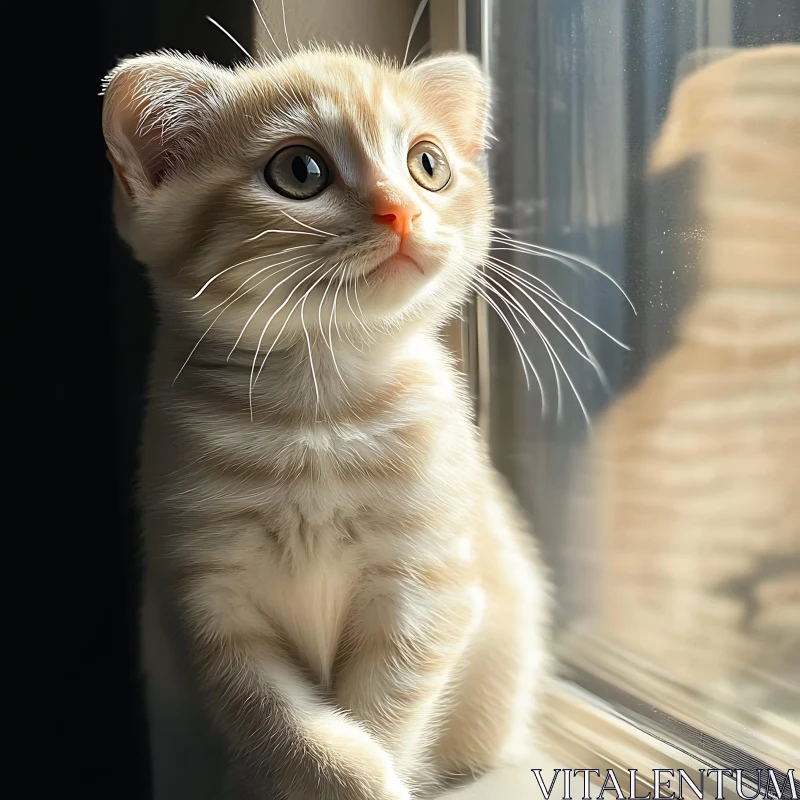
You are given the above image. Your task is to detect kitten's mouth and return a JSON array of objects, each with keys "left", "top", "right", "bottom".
[
  {"left": 307, "top": 251, "right": 425, "bottom": 292},
  {"left": 366, "top": 253, "right": 425, "bottom": 279}
]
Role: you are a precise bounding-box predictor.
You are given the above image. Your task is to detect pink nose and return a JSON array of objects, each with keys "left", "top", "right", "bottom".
[{"left": 372, "top": 201, "right": 421, "bottom": 238}]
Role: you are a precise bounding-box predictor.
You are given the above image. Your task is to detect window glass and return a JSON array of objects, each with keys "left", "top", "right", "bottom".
[{"left": 481, "top": 0, "right": 799, "bottom": 767}]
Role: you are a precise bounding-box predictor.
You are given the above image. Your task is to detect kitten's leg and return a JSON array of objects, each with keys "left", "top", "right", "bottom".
[
  {"left": 178, "top": 593, "right": 411, "bottom": 800},
  {"left": 334, "top": 562, "right": 484, "bottom": 787}
]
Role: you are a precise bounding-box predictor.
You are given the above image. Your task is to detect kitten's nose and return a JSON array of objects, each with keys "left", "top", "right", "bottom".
[{"left": 372, "top": 201, "right": 421, "bottom": 238}]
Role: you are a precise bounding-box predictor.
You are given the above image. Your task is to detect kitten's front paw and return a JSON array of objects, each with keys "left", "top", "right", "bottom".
[
  {"left": 379, "top": 765, "right": 413, "bottom": 800},
  {"left": 304, "top": 715, "right": 412, "bottom": 800}
]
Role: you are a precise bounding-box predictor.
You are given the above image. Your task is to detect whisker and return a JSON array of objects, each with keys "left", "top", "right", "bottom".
[
  {"left": 192, "top": 245, "right": 315, "bottom": 299},
  {"left": 247, "top": 227, "right": 327, "bottom": 242},
  {"left": 403, "top": 0, "right": 429, "bottom": 68},
  {"left": 479, "top": 275, "right": 590, "bottom": 426},
  {"left": 491, "top": 244, "right": 582, "bottom": 278},
  {"left": 205, "top": 16, "right": 255, "bottom": 63},
  {"left": 485, "top": 256, "right": 630, "bottom": 350},
  {"left": 280, "top": 0, "right": 290, "bottom": 51},
  {"left": 174, "top": 267, "right": 282, "bottom": 384},
  {"left": 316, "top": 263, "right": 337, "bottom": 350},
  {"left": 473, "top": 282, "right": 541, "bottom": 401},
  {"left": 300, "top": 266, "right": 340, "bottom": 410},
  {"left": 474, "top": 283, "right": 542, "bottom": 408},
  {"left": 484, "top": 262, "right": 610, "bottom": 391},
  {"left": 477, "top": 274, "right": 559, "bottom": 416},
  {"left": 202, "top": 255, "right": 310, "bottom": 318},
  {"left": 198, "top": 249, "right": 314, "bottom": 306},
  {"left": 485, "top": 254, "right": 565, "bottom": 302},
  {"left": 328, "top": 267, "right": 346, "bottom": 361},
  {"left": 332, "top": 267, "right": 352, "bottom": 348},
  {"left": 279, "top": 210, "right": 337, "bottom": 238},
  {"left": 345, "top": 278, "right": 374, "bottom": 343},
  {"left": 491, "top": 229, "right": 637, "bottom": 313},
  {"left": 173, "top": 312, "right": 224, "bottom": 386},
  {"left": 352, "top": 281, "right": 372, "bottom": 342},
  {"left": 251, "top": 263, "right": 335, "bottom": 406},
  {"left": 410, "top": 41, "right": 431, "bottom": 66},
  {"left": 317, "top": 263, "right": 349, "bottom": 390},
  {"left": 230, "top": 257, "right": 323, "bottom": 358},
  {"left": 249, "top": 259, "right": 329, "bottom": 416},
  {"left": 251, "top": 0, "right": 283, "bottom": 55}
]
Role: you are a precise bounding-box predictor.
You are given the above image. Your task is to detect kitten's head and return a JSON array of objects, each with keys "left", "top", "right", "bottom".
[
  {"left": 102, "top": 48, "right": 491, "bottom": 349},
  {"left": 649, "top": 44, "right": 800, "bottom": 288}
]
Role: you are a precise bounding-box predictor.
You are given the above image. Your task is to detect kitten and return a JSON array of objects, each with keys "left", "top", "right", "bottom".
[
  {"left": 591, "top": 45, "right": 800, "bottom": 705},
  {"left": 102, "top": 47, "right": 551, "bottom": 800}
]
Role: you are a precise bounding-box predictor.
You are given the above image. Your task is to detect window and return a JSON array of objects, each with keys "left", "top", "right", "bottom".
[{"left": 457, "top": 0, "right": 799, "bottom": 791}]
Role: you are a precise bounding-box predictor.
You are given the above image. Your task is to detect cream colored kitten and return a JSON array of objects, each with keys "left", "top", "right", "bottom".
[
  {"left": 593, "top": 45, "right": 800, "bottom": 701},
  {"left": 102, "top": 47, "right": 550, "bottom": 800}
]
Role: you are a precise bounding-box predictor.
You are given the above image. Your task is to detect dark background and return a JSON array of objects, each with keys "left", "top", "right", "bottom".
[{"left": 6, "top": 1, "right": 250, "bottom": 796}]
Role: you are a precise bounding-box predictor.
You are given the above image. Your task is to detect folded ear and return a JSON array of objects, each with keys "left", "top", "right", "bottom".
[
  {"left": 405, "top": 53, "right": 491, "bottom": 157},
  {"left": 650, "top": 44, "right": 800, "bottom": 174},
  {"left": 101, "top": 51, "right": 232, "bottom": 198},
  {"left": 648, "top": 55, "right": 732, "bottom": 174}
]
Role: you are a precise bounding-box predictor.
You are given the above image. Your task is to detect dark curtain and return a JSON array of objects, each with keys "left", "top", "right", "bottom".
[{"left": 6, "top": 1, "right": 251, "bottom": 797}]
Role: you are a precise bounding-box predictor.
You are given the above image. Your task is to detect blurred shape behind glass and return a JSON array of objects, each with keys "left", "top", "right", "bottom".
[
  {"left": 590, "top": 42, "right": 800, "bottom": 746},
  {"left": 484, "top": 0, "right": 799, "bottom": 767}
]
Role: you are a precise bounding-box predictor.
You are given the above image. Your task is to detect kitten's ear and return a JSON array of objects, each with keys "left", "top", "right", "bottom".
[
  {"left": 648, "top": 56, "right": 729, "bottom": 174},
  {"left": 101, "top": 52, "right": 231, "bottom": 198},
  {"left": 406, "top": 54, "right": 490, "bottom": 157}
]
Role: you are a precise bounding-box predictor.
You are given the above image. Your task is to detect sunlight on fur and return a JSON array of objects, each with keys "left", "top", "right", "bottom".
[{"left": 103, "top": 42, "right": 555, "bottom": 800}]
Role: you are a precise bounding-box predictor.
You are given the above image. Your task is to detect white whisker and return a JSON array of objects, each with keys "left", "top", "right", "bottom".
[
  {"left": 174, "top": 263, "right": 298, "bottom": 385},
  {"left": 251, "top": 0, "right": 283, "bottom": 55},
  {"left": 332, "top": 267, "right": 351, "bottom": 347},
  {"left": 484, "top": 262, "right": 610, "bottom": 391},
  {"left": 477, "top": 274, "right": 559, "bottom": 416},
  {"left": 194, "top": 245, "right": 314, "bottom": 301},
  {"left": 280, "top": 0, "right": 290, "bottom": 50},
  {"left": 202, "top": 252, "right": 311, "bottom": 316},
  {"left": 247, "top": 227, "right": 327, "bottom": 242},
  {"left": 345, "top": 278, "right": 373, "bottom": 343},
  {"left": 328, "top": 267, "right": 346, "bottom": 359},
  {"left": 403, "top": 0, "right": 429, "bottom": 68},
  {"left": 480, "top": 273, "right": 591, "bottom": 427},
  {"left": 230, "top": 257, "right": 323, "bottom": 358},
  {"left": 352, "top": 280, "right": 372, "bottom": 342},
  {"left": 491, "top": 244, "right": 582, "bottom": 278},
  {"left": 492, "top": 229, "right": 637, "bottom": 313},
  {"left": 473, "top": 283, "right": 541, "bottom": 401},
  {"left": 279, "top": 210, "right": 337, "bottom": 237},
  {"left": 205, "top": 16, "right": 255, "bottom": 63},
  {"left": 316, "top": 264, "right": 337, "bottom": 350},
  {"left": 486, "top": 257, "right": 630, "bottom": 350},
  {"left": 173, "top": 312, "right": 224, "bottom": 385},
  {"left": 410, "top": 41, "right": 431, "bottom": 66},
  {"left": 248, "top": 259, "right": 328, "bottom": 416},
  {"left": 481, "top": 273, "right": 592, "bottom": 426},
  {"left": 317, "top": 263, "right": 349, "bottom": 390},
  {"left": 484, "top": 253, "right": 565, "bottom": 301},
  {"left": 300, "top": 266, "right": 339, "bottom": 410}
]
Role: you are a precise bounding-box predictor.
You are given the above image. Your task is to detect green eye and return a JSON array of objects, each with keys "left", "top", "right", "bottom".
[
  {"left": 407, "top": 140, "right": 451, "bottom": 192},
  {"left": 264, "top": 145, "right": 331, "bottom": 200}
]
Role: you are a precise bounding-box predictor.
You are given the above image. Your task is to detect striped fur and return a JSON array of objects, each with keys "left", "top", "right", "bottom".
[
  {"left": 103, "top": 48, "right": 550, "bottom": 800},
  {"left": 593, "top": 45, "right": 800, "bottom": 701}
]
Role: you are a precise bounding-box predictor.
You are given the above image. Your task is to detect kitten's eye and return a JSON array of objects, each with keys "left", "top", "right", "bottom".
[
  {"left": 264, "top": 145, "right": 330, "bottom": 200},
  {"left": 407, "top": 141, "right": 451, "bottom": 192}
]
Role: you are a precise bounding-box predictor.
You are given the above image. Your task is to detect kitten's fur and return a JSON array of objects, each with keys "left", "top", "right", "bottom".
[{"left": 103, "top": 48, "right": 550, "bottom": 800}]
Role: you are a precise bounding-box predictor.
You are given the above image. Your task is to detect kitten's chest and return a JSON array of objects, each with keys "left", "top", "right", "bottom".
[{"left": 256, "top": 551, "right": 358, "bottom": 686}]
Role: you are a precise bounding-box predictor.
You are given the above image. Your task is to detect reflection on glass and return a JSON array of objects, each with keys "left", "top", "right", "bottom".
[
  {"left": 483, "top": 0, "right": 799, "bottom": 768},
  {"left": 592, "top": 42, "right": 800, "bottom": 750}
]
